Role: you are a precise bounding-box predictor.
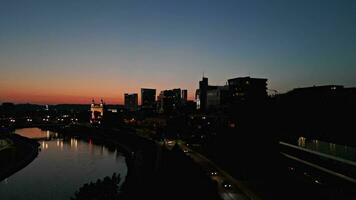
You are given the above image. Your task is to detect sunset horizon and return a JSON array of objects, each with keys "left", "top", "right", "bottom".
[
  {"left": 1, "top": 1, "right": 356, "bottom": 200},
  {"left": 2, "top": 0, "right": 355, "bottom": 105}
]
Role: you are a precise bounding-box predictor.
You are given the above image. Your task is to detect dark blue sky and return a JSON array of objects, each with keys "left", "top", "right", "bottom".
[{"left": 0, "top": 0, "right": 355, "bottom": 103}]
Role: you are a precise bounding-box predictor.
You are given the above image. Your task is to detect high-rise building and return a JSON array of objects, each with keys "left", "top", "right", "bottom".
[
  {"left": 207, "top": 86, "right": 229, "bottom": 108},
  {"left": 141, "top": 88, "right": 156, "bottom": 109},
  {"left": 173, "top": 88, "right": 182, "bottom": 104},
  {"left": 182, "top": 89, "right": 188, "bottom": 103},
  {"left": 228, "top": 77, "right": 267, "bottom": 102},
  {"left": 124, "top": 93, "right": 138, "bottom": 112},
  {"left": 196, "top": 76, "right": 267, "bottom": 111},
  {"left": 199, "top": 77, "right": 208, "bottom": 111},
  {"left": 157, "top": 88, "right": 182, "bottom": 113}
]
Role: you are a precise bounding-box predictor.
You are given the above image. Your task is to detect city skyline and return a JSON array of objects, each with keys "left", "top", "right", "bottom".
[{"left": 1, "top": 0, "right": 356, "bottom": 104}]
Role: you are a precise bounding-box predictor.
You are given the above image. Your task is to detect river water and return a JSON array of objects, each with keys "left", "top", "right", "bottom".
[{"left": 0, "top": 127, "right": 127, "bottom": 200}]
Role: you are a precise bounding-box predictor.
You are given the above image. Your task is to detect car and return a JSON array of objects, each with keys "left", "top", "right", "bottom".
[
  {"left": 221, "top": 181, "right": 232, "bottom": 189},
  {"left": 209, "top": 171, "right": 218, "bottom": 176},
  {"left": 207, "top": 169, "right": 218, "bottom": 176}
]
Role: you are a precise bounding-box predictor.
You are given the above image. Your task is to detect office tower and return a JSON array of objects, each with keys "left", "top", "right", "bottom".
[
  {"left": 124, "top": 93, "right": 138, "bottom": 111},
  {"left": 199, "top": 77, "right": 208, "bottom": 111},
  {"left": 141, "top": 88, "right": 156, "bottom": 109},
  {"left": 182, "top": 89, "right": 188, "bottom": 103}
]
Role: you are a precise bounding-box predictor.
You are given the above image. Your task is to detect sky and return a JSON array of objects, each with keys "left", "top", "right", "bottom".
[{"left": 0, "top": 0, "right": 355, "bottom": 104}]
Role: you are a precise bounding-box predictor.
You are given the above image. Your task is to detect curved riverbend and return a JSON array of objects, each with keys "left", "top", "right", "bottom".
[{"left": 0, "top": 128, "right": 128, "bottom": 200}]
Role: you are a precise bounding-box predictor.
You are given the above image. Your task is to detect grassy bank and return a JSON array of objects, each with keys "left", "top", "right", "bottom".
[{"left": 0, "top": 134, "right": 39, "bottom": 181}]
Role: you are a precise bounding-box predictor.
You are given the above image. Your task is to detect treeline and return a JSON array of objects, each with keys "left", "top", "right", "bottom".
[
  {"left": 63, "top": 125, "right": 221, "bottom": 200},
  {"left": 71, "top": 173, "right": 121, "bottom": 200}
]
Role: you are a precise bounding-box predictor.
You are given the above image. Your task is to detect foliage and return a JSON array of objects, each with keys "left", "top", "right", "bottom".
[{"left": 71, "top": 173, "right": 121, "bottom": 200}]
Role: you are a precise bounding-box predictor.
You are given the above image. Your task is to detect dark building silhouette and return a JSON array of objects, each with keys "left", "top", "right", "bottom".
[
  {"left": 228, "top": 77, "right": 268, "bottom": 102},
  {"left": 282, "top": 85, "right": 346, "bottom": 108},
  {"left": 275, "top": 85, "right": 356, "bottom": 142},
  {"left": 157, "top": 89, "right": 182, "bottom": 113},
  {"left": 198, "top": 77, "right": 208, "bottom": 111},
  {"left": 157, "top": 90, "right": 174, "bottom": 113},
  {"left": 206, "top": 85, "right": 230, "bottom": 109},
  {"left": 141, "top": 88, "right": 156, "bottom": 109},
  {"left": 286, "top": 85, "right": 343, "bottom": 99},
  {"left": 196, "top": 78, "right": 232, "bottom": 111},
  {"left": 124, "top": 93, "right": 138, "bottom": 112},
  {"left": 196, "top": 76, "right": 268, "bottom": 111},
  {"left": 172, "top": 88, "right": 182, "bottom": 101},
  {"left": 182, "top": 89, "right": 188, "bottom": 103},
  {"left": 345, "top": 87, "right": 356, "bottom": 103},
  {"left": 281, "top": 85, "right": 348, "bottom": 112}
]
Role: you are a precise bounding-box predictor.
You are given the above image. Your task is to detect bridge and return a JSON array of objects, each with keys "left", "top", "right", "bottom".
[
  {"left": 90, "top": 99, "right": 105, "bottom": 124},
  {"left": 279, "top": 141, "right": 356, "bottom": 184}
]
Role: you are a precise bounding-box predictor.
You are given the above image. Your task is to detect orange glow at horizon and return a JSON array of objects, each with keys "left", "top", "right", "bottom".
[
  {"left": 0, "top": 87, "right": 196, "bottom": 105},
  {"left": 0, "top": 68, "right": 197, "bottom": 105}
]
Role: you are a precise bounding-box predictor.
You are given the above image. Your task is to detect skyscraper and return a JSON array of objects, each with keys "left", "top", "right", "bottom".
[
  {"left": 157, "top": 88, "right": 182, "bottom": 113},
  {"left": 141, "top": 88, "right": 156, "bottom": 109},
  {"left": 182, "top": 89, "right": 188, "bottom": 103},
  {"left": 124, "top": 93, "right": 138, "bottom": 112},
  {"left": 199, "top": 77, "right": 208, "bottom": 111},
  {"left": 172, "top": 88, "right": 182, "bottom": 103}
]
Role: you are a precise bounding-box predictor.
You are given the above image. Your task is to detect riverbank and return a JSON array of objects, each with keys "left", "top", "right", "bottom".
[
  {"left": 43, "top": 125, "right": 157, "bottom": 198},
  {"left": 46, "top": 125, "right": 222, "bottom": 200},
  {"left": 0, "top": 134, "right": 39, "bottom": 181}
]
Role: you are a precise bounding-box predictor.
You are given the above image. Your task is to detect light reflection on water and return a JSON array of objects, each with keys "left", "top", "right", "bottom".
[
  {"left": 0, "top": 128, "right": 127, "bottom": 200},
  {"left": 296, "top": 136, "right": 356, "bottom": 162},
  {"left": 16, "top": 128, "right": 58, "bottom": 140}
]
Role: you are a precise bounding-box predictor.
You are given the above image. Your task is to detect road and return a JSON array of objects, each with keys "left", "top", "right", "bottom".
[{"left": 178, "top": 143, "right": 260, "bottom": 200}]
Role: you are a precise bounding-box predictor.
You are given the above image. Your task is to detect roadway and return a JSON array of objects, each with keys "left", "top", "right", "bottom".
[{"left": 178, "top": 143, "right": 260, "bottom": 200}]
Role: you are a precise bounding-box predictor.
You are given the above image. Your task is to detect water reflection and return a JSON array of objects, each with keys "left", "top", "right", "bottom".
[
  {"left": 16, "top": 128, "right": 58, "bottom": 140},
  {"left": 0, "top": 128, "right": 127, "bottom": 200}
]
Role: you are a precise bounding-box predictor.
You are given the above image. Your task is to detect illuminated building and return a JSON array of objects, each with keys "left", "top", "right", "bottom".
[{"left": 90, "top": 99, "right": 105, "bottom": 124}]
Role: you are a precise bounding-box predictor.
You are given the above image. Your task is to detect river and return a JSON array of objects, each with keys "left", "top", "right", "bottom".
[{"left": 0, "top": 127, "right": 128, "bottom": 200}]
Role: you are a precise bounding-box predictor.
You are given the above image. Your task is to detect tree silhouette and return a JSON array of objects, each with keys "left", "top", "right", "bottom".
[{"left": 71, "top": 173, "right": 121, "bottom": 200}]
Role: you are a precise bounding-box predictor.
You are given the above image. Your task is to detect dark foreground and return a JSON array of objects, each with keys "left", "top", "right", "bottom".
[
  {"left": 52, "top": 125, "right": 222, "bottom": 200},
  {"left": 0, "top": 134, "right": 39, "bottom": 182}
]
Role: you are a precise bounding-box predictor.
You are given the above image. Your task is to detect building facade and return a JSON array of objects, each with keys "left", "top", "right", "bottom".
[
  {"left": 198, "top": 77, "right": 208, "bottom": 111},
  {"left": 206, "top": 86, "right": 229, "bottom": 108},
  {"left": 141, "top": 88, "right": 156, "bottom": 109},
  {"left": 157, "top": 89, "right": 182, "bottom": 113},
  {"left": 228, "top": 77, "right": 268, "bottom": 102},
  {"left": 124, "top": 93, "right": 138, "bottom": 112},
  {"left": 182, "top": 89, "right": 188, "bottom": 103},
  {"left": 90, "top": 99, "right": 105, "bottom": 124}
]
